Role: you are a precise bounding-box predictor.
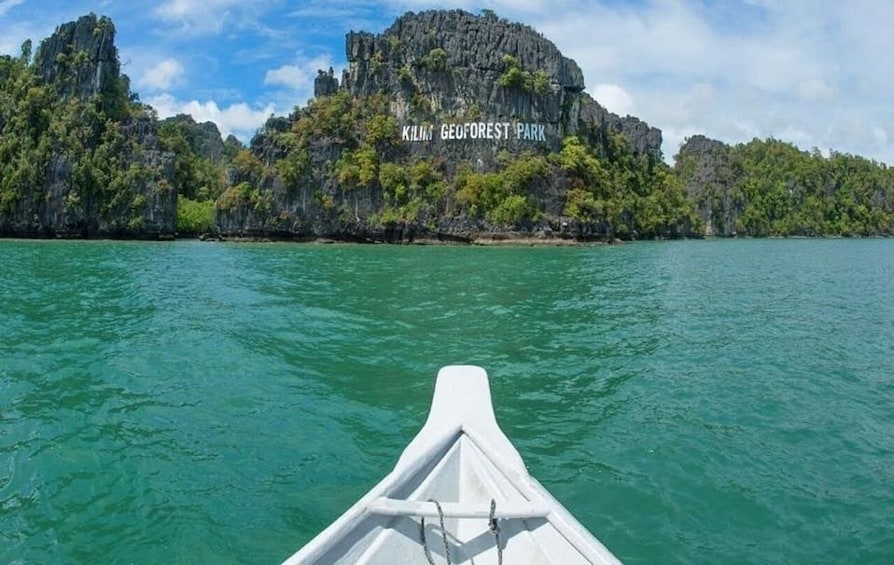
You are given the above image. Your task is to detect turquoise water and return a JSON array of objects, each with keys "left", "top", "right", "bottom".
[{"left": 1, "top": 239, "right": 892, "bottom": 563}]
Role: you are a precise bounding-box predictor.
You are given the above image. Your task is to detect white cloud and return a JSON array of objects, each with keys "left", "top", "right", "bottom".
[
  {"left": 0, "top": 27, "right": 25, "bottom": 55},
  {"left": 509, "top": 0, "right": 894, "bottom": 163},
  {"left": 0, "top": 0, "right": 24, "bottom": 18},
  {"left": 777, "top": 125, "right": 811, "bottom": 146},
  {"left": 264, "top": 54, "right": 340, "bottom": 108},
  {"left": 797, "top": 78, "right": 836, "bottom": 103},
  {"left": 0, "top": 16, "right": 44, "bottom": 58},
  {"left": 138, "top": 58, "right": 185, "bottom": 91},
  {"left": 147, "top": 93, "right": 276, "bottom": 142},
  {"left": 264, "top": 65, "right": 307, "bottom": 90},
  {"left": 592, "top": 84, "right": 635, "bottom": 116},
  {"left": 153, "top": 0, "right": 244, "bottom": 34},
  {"left": 265, "top": 54, "right": 335, "bottom": 91}
]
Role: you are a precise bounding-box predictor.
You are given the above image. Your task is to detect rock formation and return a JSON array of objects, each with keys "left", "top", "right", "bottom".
[
  {"left": 216, "top": 9, "right": 675, "bottom": 242},
  {"left": 0, "top": 14, "right": 176, "bottom": 238},
  {"left": 675, "top": 135, "right": 743, "bottom": 236},
  {"left": 34, "top": 14, "right": 120, "bottom": 101},
  {"left": 314, "top": 68, "right": 339, "bottom": 98},
  {"left": 340, "top": 10, "right": 661, "bottom": 161},
  {"left": 159, "top": 114, "right": 237, "bottom": 163}
]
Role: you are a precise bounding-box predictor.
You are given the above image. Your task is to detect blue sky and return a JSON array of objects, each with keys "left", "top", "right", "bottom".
[{"left": 2, "top": 0, "right": 893, "bottom": 165}]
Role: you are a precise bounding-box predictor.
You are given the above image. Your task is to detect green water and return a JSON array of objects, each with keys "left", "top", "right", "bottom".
[{"left": 1, "top": 239, "right": 892, "bottom": 563}]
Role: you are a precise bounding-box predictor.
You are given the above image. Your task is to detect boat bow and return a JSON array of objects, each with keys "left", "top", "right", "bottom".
[{"left": 283, "top": 365, "right": 621, "bottom": 564}]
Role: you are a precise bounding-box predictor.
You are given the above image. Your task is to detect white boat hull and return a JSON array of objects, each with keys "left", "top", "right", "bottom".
[{"left": 283, "top": 365, "right": 621, "bottom": 564}]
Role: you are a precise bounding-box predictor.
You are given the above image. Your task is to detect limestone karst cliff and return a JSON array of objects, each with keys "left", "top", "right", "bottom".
[
  {"left": 340, "top": 10, "right": 661, "bottom": 162},
  {"left": 675, "top": 133, "right": 894, "bottom": 237},
  {"left": 216, "top": 9, "right": 691, "bottom": 242},
  {"left": 0, "top": 14, "right": 175, "bottom": 238},
  {"left": 675, "top": 135, "right": 744, "bottom": 237}
]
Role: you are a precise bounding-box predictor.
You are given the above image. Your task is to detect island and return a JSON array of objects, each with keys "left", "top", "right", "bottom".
[{"left": 1, "top": 11, "right": 891, "bottom": 242}]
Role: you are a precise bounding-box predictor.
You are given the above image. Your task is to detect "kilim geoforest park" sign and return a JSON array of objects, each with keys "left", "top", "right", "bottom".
[{"left": 402, "top": 122, "right": 548, "bottom": 143}]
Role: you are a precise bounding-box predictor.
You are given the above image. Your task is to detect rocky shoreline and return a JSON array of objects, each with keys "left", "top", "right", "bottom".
[{"left": 196, "top": 232, "right": 618, "bottom": 246}]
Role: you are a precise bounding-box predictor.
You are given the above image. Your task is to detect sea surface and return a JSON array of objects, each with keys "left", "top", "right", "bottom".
[{"left": 1, "top": 238, "right": 892, "bottom": 564}]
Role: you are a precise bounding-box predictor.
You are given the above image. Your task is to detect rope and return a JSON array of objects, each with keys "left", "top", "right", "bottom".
[
  {"left": 420, "top": 515, "right": 435, "bottom": 565},
  {"left": 489, "top": 498, "right": 503, "bottom": 565},
  {"left": 420, "top": 499, "right": 451, "bottom": 565},
  {"left": 419, "top": 499, "right": 503, "bottom": 565}
]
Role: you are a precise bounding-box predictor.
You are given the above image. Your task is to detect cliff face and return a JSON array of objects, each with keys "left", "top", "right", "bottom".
[
  {"left": 579, "top": 96, "right": 663, "bottom": 160},
  {"left": 345, "top": 11, "right": 583, "bottom": 125},
  {"left": 340, "top": 10, "right": 661, "bottom": 162},
  {"left": 675, "top": 135, "right": 743, "bottom": 236},
  {"left": 0, "top": 14, "right": 176, "bottom": 239},
  {"left": 35, "top": 14, "right": 120, "bottom": 101},
  {"left": 216, "top": 9, "right": 674, "bottom": 242},
  {"left": 4, "top": 117, "right": 176, "bottom": 238},
  {"left": 159, "top": 114, "right": 238, "bottom": 163}
]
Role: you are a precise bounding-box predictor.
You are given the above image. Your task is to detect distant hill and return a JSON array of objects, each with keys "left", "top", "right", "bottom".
[{"left": 676, "top": 135, "right": 894, "bottom": 237}]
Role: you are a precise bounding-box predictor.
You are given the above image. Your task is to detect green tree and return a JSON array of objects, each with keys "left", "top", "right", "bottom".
[{"left": 177, "top": 196, "right": 215, "bottom": 234}]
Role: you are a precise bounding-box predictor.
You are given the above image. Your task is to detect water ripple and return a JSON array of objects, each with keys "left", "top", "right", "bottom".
[{"left": 1, "top": 239, "right": 893, "bottom": 563}]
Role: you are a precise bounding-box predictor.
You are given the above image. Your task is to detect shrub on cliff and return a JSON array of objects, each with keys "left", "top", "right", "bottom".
[{"left": 177, "top": 197, "right": 215, "bottom": 235}]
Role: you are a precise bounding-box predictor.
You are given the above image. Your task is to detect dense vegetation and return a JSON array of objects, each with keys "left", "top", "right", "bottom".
[
  {"left": 156, "top": 114, "right": 240, "bottom": 234},
  {"left": 226, "top": 89, "right": 894, "bottom": 239},
  {"left": 225, "top": 90, "right": 700, "bottom": 240},
  {"left": 0, "top": 16, "right": 237, "bottom": 238},
  {"left": 0, "top": 17, "right": 180, "bottom": 237},
  {"left": 0, "top": 35, "right": 141, "bottom": 226},
  {"left": 677, "top": 137, "right": 894, "bottom": 237}
]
